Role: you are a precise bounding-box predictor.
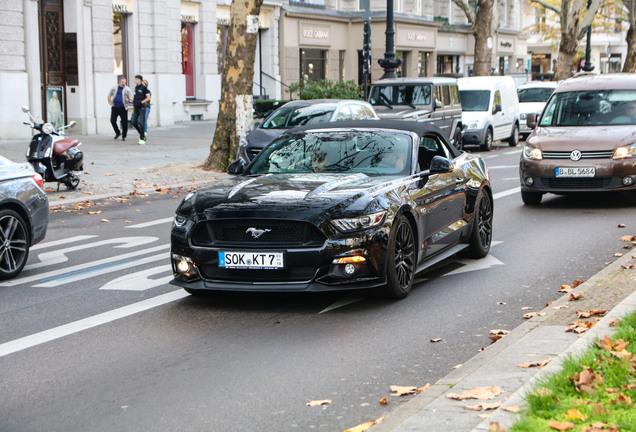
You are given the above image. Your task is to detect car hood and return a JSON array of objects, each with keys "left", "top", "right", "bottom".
[
  {"left": 246, "top": 127, "right": 287, "bottom": 150},
  {"left": 519, "top": 102, "right": 546, "bottom": 115},
  {"left": 185, "top": 173, "right": 405, "bottom": 222},
  {"left": 528, "top": 125, "right": 636, "bottom": 150}
]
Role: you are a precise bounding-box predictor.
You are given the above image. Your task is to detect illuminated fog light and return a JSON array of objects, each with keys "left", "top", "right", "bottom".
[
  {"left": 344, "top": 263, "right": 356, "bottom": 275},
  {"left": 177, "top": 260, "right": 191, "bottom": 274},
  {"left": 623, "top": 176, "right": 634, "bottom": 186},
  {"left": 525, "top": 176, "right": 534, "bottom": 186}
]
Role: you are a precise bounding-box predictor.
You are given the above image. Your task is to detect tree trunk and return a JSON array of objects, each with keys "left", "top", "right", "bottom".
[
  {"left": 203, "top": 0, "right": 264, "bottom": 171},
  {"left": 624, "top": 25, "right": 636, "bottom": 72},
  {"left": 554, "top": 32, "right": 579, "bottom": 80},
  {"left": 473, "top": 0, "right": 494, "bottom": 76}
]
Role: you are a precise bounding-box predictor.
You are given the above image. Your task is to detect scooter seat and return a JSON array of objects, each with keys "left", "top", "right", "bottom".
[{"left": 53, "top": 139, "right": 80, "bottom": 156}]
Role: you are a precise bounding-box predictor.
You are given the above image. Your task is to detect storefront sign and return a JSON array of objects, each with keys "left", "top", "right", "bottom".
[
  {"left": 498, "top": 37, "right": 514, "bottom": 52},
  {"left": 112, "top": 0, "right": 132, "bottom": 13},
  {"left": 299, "top": 23, "right": 331, "bottom": 46},
  {"left": 396, "top": 25, "right": 435, "bottom": 48},
  {"left": 406, "top": 31, "right": 427, "bottom": 42},
  {"left": 216, "top": 6, "right": 269, "bottom": 29},
  {"left": 181, "top": 1, "right": 199, "bottom": 23}
]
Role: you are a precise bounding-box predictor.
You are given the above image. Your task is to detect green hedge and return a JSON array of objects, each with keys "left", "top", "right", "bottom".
[{"left": 288, "top": 79, "right": 363, "bottom": 100}]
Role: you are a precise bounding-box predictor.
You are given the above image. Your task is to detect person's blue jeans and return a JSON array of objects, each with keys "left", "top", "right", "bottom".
[
  {"left": 144, "top": 106, "right": 150, "bottom": 133},
  {"left": 131, "top": 106, "right": 146, "bottom": 140}
]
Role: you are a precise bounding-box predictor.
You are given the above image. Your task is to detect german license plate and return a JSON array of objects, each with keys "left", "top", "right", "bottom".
[
  {"left": 555, "top": 167, "right": 595, "bottom": 178},
  {"left": 218, "top": 251, "right": 284, "bottom": 269}
]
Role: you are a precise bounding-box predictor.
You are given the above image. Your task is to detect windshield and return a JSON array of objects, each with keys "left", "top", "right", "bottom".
[
  {"left": 459, "top": 90, "right": 491, "bottom": 111},
  {"left": 517, "top": 87, "right": 555, "bottom": 103},
  {"left": 247, "top": 130, "right": 412, "bottom": 176},
  {"left": 261, "top": 105, "right": 334, "bottom": 129},
  {"left": 539, "top": 89, "right": 636, "bottom": 127},
  {"left": 369, "top": 84, "right": 432, "bottom": 106}
]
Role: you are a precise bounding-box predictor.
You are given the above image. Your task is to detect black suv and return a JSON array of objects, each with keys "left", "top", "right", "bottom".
[{"left": 369, "top": 77, "right": 463, "bottom": 149}]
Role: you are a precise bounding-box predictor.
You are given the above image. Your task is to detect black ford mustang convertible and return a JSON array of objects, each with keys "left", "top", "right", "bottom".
[{"left": 170, "top": 120, "right": 492, "bottom": 298}]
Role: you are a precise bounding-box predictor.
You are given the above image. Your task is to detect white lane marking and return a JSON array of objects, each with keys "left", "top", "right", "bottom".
[
  {"left": 28, "top": 237, "right": 159, "bottom": 270},
  {"left": 0, "top": 244, "right": 168, "bottom": 287},
  {"left": 0, "top": 290, "right": 190, "bottom": 358},
  {"left": 487, "top": 165, "right": 518, "bottom": 170},
  {"left": 319, "top": 295, "right": 365, "bottom": 314},
  {"left": 443, "top": 254, "right": 505, "bottom": 277},
  {"left": 31, "top": 235, "right": 98, "bottom": 251},
  {"left": 493, "top": 187, "right": 520, "bottom": 200},
  {"left": 125, "top": 218, "right": 173, "bottom": 229},
  {"left": 100, "top": 265, "right": 173, "bottom": 291},
  {"left": 34, "top": 253, "right": 169, "bottom": 288}
]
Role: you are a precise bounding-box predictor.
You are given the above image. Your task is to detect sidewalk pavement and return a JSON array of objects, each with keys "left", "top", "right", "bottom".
[{"left": 2, "top": 121, "right": 635, "bottom": 431}]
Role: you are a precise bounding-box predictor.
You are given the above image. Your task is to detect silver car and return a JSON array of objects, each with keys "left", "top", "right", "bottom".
[{"left": 0, "top": 155, "right": 49, "bottom": 279}]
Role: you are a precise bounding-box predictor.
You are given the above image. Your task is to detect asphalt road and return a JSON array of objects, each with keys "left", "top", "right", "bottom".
[{"left": 1, "top": 144, "right": 634, "bottom": 431}]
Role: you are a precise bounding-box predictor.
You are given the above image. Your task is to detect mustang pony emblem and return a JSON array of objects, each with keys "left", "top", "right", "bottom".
[{"left": 246, "top": 228, "right": 271, "bottom": 239}]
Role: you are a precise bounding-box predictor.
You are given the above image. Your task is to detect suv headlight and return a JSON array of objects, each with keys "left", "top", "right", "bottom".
[
  {"left": 523, "top": 144, "right": 542, "bottom": 160},
  {"left": 613, "top": 143, "right": 636, "bottom": 159},
  {"left": 331, "top": 211, "right": 386, "bottom": 233}
]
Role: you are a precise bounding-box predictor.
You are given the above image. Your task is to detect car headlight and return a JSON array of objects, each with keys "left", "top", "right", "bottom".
[
  {"left": 173, "top": 214, "right": 187, "bottom": 227},
  {"left": 613, "top": 143, "right": 636, "bottom": 159},
  {"left": 468, "top": 121, "right": 480, "bottom": 129},
  {"left": 42, "top": 123, "right": 54, "bottom": 134},
  {"left": 523, "top": 144, "right": 542, "bottom": 160},
  {"left": 331, "top": 211, "right": 386, "bottom": 233},
  {"left": 520, "top": 113, "right": 527, "bottom": 120}
]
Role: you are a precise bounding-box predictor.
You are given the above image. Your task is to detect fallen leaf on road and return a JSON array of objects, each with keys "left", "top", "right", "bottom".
[
  {"left": 517, "top": 358, "right": 552, "bottom": 368},
  {"left": 522, "top": 306, "right": 533, "bottom": 310},
  {"left": 344, "top": 416, "right": 385, "bottom": 432},
  {"left": 568, "top": 292, "right": 584, "bottom": 301},
  {"left": 572, "top": 280, "right": 583, "bottom": 287},
  {"left": 621, "top": 235, "right": 636, "bottom": 241},
  {"left": 105, "top": 173, "right": 114, "bottom": 176},
  {"left": 553, "top": 305, "right": 568, "bottom": 310},
  {"left": 478, "top": 413, "right": 491, "bottom": 419},
  {"left": 564, "top": 408, "right": 587, "bottom": 421},
  {"left": 464, "top": 401, "right": 503, "bottom": 411},
  {"left": 623, "top": 245, "right": 633, "bottom": 249},
  {"left": 613, "top": 252, "right": 624, "bottom": 257},
  {"left": 453, "top": 363, "right": 463, "bottom": 368},
  {"left": 618, "top": 223, "right": 626, "bottom": 228},
  {"left": 523, "top": 312, "right": 546, "bottom": 319},
  {"left": 502, "top": 404, "right": 521, "bottom": 413},
  {"left": 490, "top": 329, "right": 510, "bottom": 335},
  {"left": 430, "top": 338, "right": 442, "bottom": 343},
  {"left": 548, "top": 421, "right": 575, "bottom": 431},
  {"left": 447, "top": 386, "right": 505, "bottom": 401},
  {"left": 608, "top": 318, "right": 619, "bottom": 326},
  {"left": 497, "top": 301, "right": 506, "bottom": 305},
  {"left": 489, "top": 423, "right": 506, "bottom": 431},
  {"left": 390, "top": 383, "right": 430, "bottom": 396},
  {"left": 101, "top": 219, "right": 110, "bottom": 223},
  {"left": 379, "top": 397, "right": 389, "bottom": 405},
  {"left": 87, "top": 210, "right": 102, "bottom": 215},
  {"left": 306, "top": 399, "right": 331, "bottom": 407},
  {"left": 576, "top": 310, "right": 606, "bottom": 318},
  {"left": 559, "top": 285, "right": 572, "bottom": 293},
  {"left": 621, "top": 264, "right": 635, "bottom": 269}
]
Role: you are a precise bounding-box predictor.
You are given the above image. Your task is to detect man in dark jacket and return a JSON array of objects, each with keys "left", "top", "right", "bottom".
[{"left": 131, "top": 75, "right": 151, "bottom": 145}]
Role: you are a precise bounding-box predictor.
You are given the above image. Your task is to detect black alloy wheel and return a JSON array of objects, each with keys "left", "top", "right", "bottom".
[
  {"left": 381, "top": 215, "right": 416, "bottom": 299},
  {"left": 507, "top": 124, "right": 519, "bottom": 147},
  {"left": 463, "top": 191, "right": 493, "bottom": 258},
  {"left": 0, "top": 209, "right": 30, "bottom": 280},
  {"left": 481, "top": 128, "right": 493, "bottom": 151}
]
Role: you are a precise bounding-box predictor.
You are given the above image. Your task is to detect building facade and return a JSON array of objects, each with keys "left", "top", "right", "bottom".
[{"left": 2, "top": 0, "right": 534, "bottom": 139}]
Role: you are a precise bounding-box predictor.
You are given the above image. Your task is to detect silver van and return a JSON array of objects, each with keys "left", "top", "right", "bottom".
[{"left": 368, "top": 77, "right": 463, "bottom": 149}]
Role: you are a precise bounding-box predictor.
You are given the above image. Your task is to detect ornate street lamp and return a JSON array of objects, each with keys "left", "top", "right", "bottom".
[
  {"left": 378, "top": 0, "right": 401, "bottom": 79},
  {"left": 582, "top": 0, "right": 595, "bottom": 72}
]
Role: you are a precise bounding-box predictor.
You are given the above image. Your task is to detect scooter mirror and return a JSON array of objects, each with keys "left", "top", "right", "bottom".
[
  {"left": 22, "top": 106, "right": 30, "bottom": 113},
  {"left": 69, "top": 120, "right": 76, "bottom": 127}
]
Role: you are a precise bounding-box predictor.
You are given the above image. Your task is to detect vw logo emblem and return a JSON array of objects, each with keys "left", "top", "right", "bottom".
[{"left": 570, "top": 150, "right": 582, "bottom": 161}]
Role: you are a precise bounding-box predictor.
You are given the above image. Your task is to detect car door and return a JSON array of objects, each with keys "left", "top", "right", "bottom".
[
  {"left": 432, "top": 85, "right": 447, "bottom": 135},
  {"left": 491, "top": 89, "right": 507, "bottom": 140},
  {"left": 412, "top": 134, "right": 468, "bottom": 258}
]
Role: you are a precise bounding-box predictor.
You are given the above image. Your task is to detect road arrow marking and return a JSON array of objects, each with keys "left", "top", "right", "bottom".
[
  {"left": 31, "top": 235, "right": 98, "bottom": 251},
  {"left": 28, "top": 237, "right": 159, "bottom": 270},
  {"left": 100, "top": 265, "right": 173, "bottom": 291},
  {"left": 443, "top": 254, "right": 504, "bottom": 277}
]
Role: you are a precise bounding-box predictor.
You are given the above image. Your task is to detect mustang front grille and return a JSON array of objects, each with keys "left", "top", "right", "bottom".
[{"left": 191, "top": 219, "right": 327, "bottom": 248}]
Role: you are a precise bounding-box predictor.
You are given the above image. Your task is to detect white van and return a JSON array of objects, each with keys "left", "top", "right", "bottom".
[{"left": 458, "top": 76, "right": 520, "bottom": 151}]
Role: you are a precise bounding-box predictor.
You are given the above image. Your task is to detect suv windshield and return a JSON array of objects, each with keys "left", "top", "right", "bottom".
[
  {"left": 261, "top": 105, "right": 334, "bottom": 129},
  {"left": 248, "top": 131, "right": 412, "bottom": 176},
  {"left": 540, "top": 90, "right": 636, "bottom": 126},
  {"left": 370, "top": 85, "right": 432, "bottom": 106},
  {"left": 459, "top": 90, "right": 491, "bottom": 111},
  {"left": 518, "top": 87, "right": 555, "bottom": 103}
]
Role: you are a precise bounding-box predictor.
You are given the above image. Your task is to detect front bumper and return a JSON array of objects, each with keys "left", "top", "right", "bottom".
[
  {"left": 462, "top": 128, "right": 486, "bottom": 145},
  {"left": 519, "top": 158, "right": 636, "bottom": 193}
]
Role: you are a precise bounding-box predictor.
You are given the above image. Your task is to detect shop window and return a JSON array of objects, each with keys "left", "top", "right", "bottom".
[
  {"left": 113, "top": 12, "right": 129, "bottom": 78},
  {"left": 181, "top": 22, "right": 195, "bottom": 98},
  {"left": 300, "top": 48, "right": 327, "bottom": 81},
  {"left": 359, "top": 0, "right": 370, "bottom": 10},
  {"left": 396, "top": 51, "right": 407, "bottom": 77}
]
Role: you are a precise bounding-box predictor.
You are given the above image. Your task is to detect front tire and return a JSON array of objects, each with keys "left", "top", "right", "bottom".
[
  {"left": 0, "top": 209, "right": 30, "bottom": 280},
  {"left": 65, "top": 173, "right": 80, "bottom": 190},
  {"left": 521, "top": 190, "right": 543, "bottom": 205},
  {"left": 452, "top": 126, "right": 463, "bottom": 151},
  {"left": 507, "top": 124, "right": 519, "bottom": 147},
  {"left": 463, "top": 191, "right": 493, "bottom": 259},
  {"left": 480, "top": 128, "right": 493, "bottom": 151},
  {"left": 379, "top": 215, "right": 416, "bottom": 299}
]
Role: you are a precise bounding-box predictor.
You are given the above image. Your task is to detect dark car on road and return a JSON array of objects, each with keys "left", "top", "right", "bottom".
[
  {"left": 171, "top": 120, "right": 493, "bottom": 299},
  {"left": 520, "top": 74, "right": 636, "bottom": 205},
  {"left": 236, "top": 99, "right": 378, "bottom": 162},
  {"left": 0, "top": 155, "right": 49, "bottom": 279}
]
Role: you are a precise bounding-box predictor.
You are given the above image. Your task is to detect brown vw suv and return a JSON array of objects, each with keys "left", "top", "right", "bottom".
[{"left": 520, "top": 73, "right": 636, "bottom": 205}]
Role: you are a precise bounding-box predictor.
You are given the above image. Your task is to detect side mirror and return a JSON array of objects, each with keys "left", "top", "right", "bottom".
[
  {"left": 434, "top": 100, "right": 443, "bottom": 109},
  {"left": 526, "top": 113, "right": 537, "bottom": 130},
  {"left": 429, "top": 155, "right": 452, "bottom": 174},
  {"left": 69, "top": 120, "right": 76, "bottom": 128},
  {"left": 22, "top": 106, "right": 29, "bottom": 113},
  {"left": 493, "top": 103, "right": 502, "bottom": 114},
  {"left": 227, "top": 158, "right": 246, "bottom": 175}
]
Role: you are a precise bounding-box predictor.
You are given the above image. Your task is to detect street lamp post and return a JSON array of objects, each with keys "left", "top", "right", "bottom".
[
  {"left": 582, "top": 0, "right": 595, "bottom": 72},
  {"left": 378, "top": 0, "right": 401, "bottom": 79}
]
